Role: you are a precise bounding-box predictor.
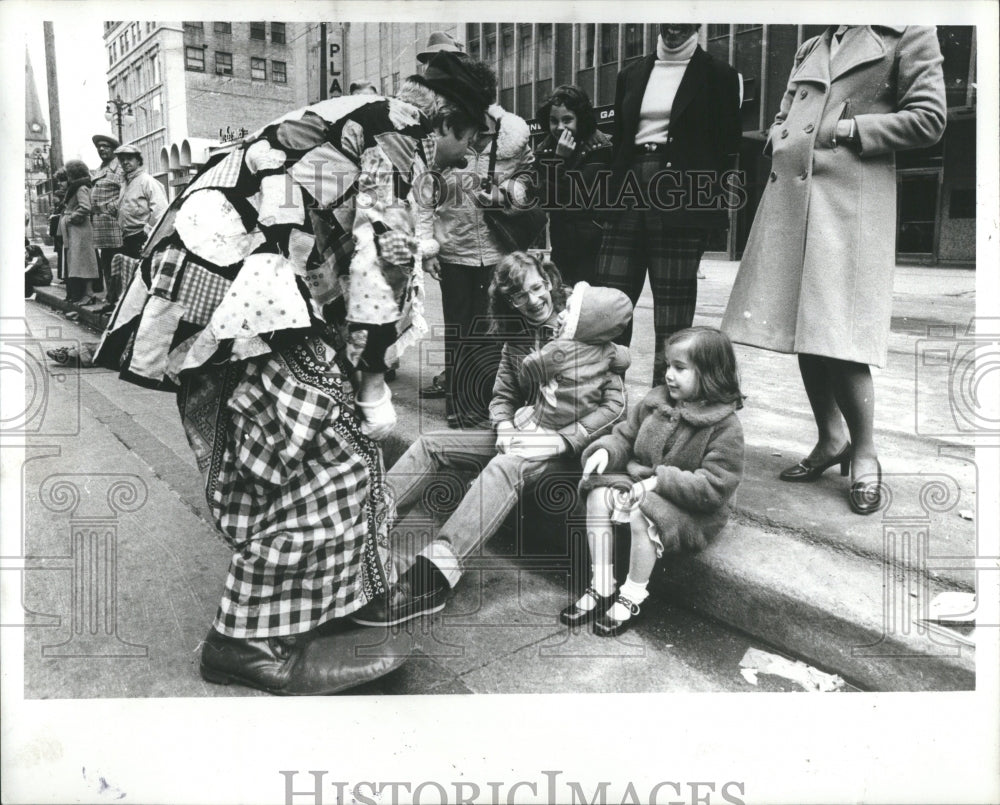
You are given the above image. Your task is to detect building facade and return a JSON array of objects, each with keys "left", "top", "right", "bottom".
[
  {"left": 103, "top": 21, "right": 312, "bottom": 195},
  {"left": 347, "top": 22, "right": 975, "bottom": 267}
]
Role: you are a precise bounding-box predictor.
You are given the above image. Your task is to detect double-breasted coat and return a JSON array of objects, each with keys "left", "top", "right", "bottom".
[{"left": 722, "top": 26, "right": 946, "bottom": 367}]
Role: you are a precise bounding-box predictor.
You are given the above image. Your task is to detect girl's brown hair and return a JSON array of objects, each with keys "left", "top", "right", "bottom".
[{"left": 664, "top": 326, "right": 745, "bottom": 408}]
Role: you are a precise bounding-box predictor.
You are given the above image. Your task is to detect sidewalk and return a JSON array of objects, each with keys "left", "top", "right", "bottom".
[{"left": 28, "top": 256, "right": 978, "bottom": 692}]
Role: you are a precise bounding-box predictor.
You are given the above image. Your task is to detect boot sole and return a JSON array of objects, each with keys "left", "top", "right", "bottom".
[
  {"left": 351, "top": 600, "right": 446, "bottom": 628},
  {"left": 199, "top": 663, "right": 285, "bottom": 695}
]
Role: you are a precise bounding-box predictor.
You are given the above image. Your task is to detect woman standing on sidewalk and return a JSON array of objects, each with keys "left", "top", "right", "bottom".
[
  {"left": 60, "top": 159, "right": 101, "bottom": 305},
  {"left": 722, "top": 25, "right": 946, "bottom": 514}
]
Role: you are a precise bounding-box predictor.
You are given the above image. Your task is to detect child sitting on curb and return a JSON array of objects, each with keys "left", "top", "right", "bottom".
[{"left": 563, "top": 326, "right": 745, "bottom": 636}]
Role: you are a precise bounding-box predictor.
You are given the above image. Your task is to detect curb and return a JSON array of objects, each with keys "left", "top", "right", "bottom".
[{"left": 31, "top": 291, "right": 976, "bottom": 692}]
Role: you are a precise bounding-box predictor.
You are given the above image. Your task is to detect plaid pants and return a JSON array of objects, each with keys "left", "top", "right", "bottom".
[
  {"left": 178, "top": 337, "right": 390, "bottom": 638},
  {"left": 596, "top": 156, "right": 707, "bottom": 386}
]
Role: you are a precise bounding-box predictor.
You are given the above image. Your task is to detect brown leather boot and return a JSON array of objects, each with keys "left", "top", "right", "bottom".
[{"left": 199, "top": 625, "right": 411, "bottom": 695}]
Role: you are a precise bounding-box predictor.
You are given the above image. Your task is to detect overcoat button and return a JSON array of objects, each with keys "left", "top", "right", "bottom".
[
  {"left": 780, "top": 130, "right": 789, "bottom": 138},
  {"left": 799, "top": 89, "right": 808, "bottom": 98},
  {"left": 804, "top": 123, "right": 815, "bottom": 133},
  {"left": 665, "top": 162, "right": 672, "bottom": 167},
  {"left": 769, "top": 171, "right": 777, "bottom": 182}
]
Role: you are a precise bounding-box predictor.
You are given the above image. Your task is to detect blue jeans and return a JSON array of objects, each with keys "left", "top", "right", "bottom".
[{"left": 386, "top": 429, "right": 574, "bottom": 587}]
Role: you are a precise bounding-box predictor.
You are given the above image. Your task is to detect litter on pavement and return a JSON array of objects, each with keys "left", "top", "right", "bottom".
[{"left": 739, "top": 647, "right": 846, "bottom": 692}]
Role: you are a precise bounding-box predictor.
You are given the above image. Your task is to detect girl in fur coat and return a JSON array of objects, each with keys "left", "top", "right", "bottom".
[{"left": 563, "top": 326, "right": 745, "bottom": 636}]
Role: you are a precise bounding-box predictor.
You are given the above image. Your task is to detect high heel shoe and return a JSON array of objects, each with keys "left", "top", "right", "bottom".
[
  {"left": 560, "top": 587, "right": 616, "bottom": 627},
  {"left": 849, "top": 459, "right": 883, "bottom": 515},
  {"left": 778, "top": 443, "right": 852, "bottom": 482}
]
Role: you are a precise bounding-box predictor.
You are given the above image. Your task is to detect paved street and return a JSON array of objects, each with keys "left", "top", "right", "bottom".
[{"left": 13, "top": 258, "right": 976, "bottom": 696}]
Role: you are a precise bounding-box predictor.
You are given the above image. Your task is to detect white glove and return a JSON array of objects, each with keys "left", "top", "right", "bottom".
[
  {"left": 495, "top": 420, "right": 516, "bottom": 454},
  {"left": 357, "top": 385, "right": 397, "bottom": 441},
  {"left": 582, "top": 448, "right": 609, "bottom": 479}
]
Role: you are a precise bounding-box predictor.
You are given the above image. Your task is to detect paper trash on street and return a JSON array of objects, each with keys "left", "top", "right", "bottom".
[{"left": 739, "top": 647, "right": 846, "bottom": 692}]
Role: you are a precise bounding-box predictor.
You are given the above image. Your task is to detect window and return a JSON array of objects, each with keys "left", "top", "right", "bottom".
[
  {"left": 271, "top": 22, "right": 286, "bottom": 44},
  {"left": 150, "top": 51, "right": 160, "bottom": 84},
  {"left": 272, "top": 59, "right": 286, "bottom": 83},
  {"left": 250, "top": 22, "right": 266, "bottom": 41},
  {"left": 518, "top": 25, "right": 533, "bottom": 83},
  {"left": 214, "top": 22, "right": 232, "bottom": 34},
  {"left": 624, "top": 24, "right": 643, "bottom": 59},
  {"left": 600, "top": 23, "right": 618, "bottom": 64},
  {"left": 150, "top": 94, "right": 162, "bottom": 128},
  {"left": 216, "top": 51, "right": 233, "bottom": 75},
  {"left": 251, "top": 57, "right": 267, "bottom": 80},
  {"left": 183, "top": 21, "right": 203, "bottom": 32},
  {"left": 108, "top": 46, "right": 115, "bottom": 66},
  {"left": 146, "top": 22, "right": 155, "bottom": 33},
  {"left": 133, "top": 58, "right": 144, "bottom": 91},
  {"left": 500, "top": 26, "right": 515, "bottom": 87},
  {"left": 579, "top": 24, "right": 596, "bottom": 69},
  {"left": 131, "top": 22, "right": 141, "bottom": 41},
  {"left": 537, "top": 24, "right": 553, "bottom": 80},
  {"left": 185, "top": 46, "right": 205, "bottom": 72},
  {"left": 484, "top": 30, "right": 497, "bottom": 67}
]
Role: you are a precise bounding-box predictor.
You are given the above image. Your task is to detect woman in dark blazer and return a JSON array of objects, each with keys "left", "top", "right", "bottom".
[{"left": 597, "top": 24, "right": 742, "bottom": 386}]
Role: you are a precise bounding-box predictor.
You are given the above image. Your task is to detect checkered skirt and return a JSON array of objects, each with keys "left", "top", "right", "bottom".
[{"left": 179, "top": 336, "right": 391, "bottom": 638}]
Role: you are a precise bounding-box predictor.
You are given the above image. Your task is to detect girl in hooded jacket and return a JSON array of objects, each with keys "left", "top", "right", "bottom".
[{"left": 563, "top": 326, "right": 745, "bottom": 636}]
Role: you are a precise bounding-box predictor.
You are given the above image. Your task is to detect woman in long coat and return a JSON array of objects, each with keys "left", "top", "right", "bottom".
[
  {"left": 722, "top": 25, "right": 946, "bottom": 513},
  {"left": 61, "top": 159, "right": 101, "bottom": 304}
]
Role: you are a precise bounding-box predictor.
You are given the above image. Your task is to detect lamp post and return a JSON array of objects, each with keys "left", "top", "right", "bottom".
[{"left": 104, "top": 94, "right": 135, "bottom": 142}]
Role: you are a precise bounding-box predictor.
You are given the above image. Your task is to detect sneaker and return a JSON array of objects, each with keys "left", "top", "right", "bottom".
[{"left": 352, "top": 558, "right": 448, "bottom": 626}]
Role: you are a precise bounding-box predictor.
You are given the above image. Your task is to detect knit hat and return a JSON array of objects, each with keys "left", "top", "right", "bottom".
[
  {"left": 417, "top": 31, "right": 466, "bottom": 64},
  {"left": 411, "top": 51, "right": 489, "bottom": 123},
  {"left": 560, "top": 282, "right": 633, "bottom": 344},
  {"left": 92, "top": 134, "right": 120, "bottom": 150}
]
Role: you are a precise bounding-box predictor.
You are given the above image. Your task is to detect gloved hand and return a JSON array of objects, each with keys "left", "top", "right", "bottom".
[
  {"left": 495, "top": 420, "right": 516, "bottom": 454},
  {"left": 582, "top": 448, "right": 609, "bottom": 479},
  {"left": 356, "top": 384, "right": 397, "bottom": 441}
]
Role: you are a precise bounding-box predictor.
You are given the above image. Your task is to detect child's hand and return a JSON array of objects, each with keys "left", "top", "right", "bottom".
[
  {"left": 555, "top": 128, "right": 577, "bottom": 158},
  {"left": 630, "top": 476, "right": 658, "bottom": 503},
  {"left": 582, "top": 449, "right": 609, "bottom": 479}
]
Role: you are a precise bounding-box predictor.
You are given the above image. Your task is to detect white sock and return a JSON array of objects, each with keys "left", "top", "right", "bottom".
[{"left": 608, "top": 577, "right": 649, "bottom": 621}]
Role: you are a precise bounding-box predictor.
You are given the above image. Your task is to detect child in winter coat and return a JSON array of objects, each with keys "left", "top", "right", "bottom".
[
  {"left": 504, "top": 280, "right": 632, "bottom": 452},
  {"left": 562, "top": 326, "right": 745, "bottom": 636}
]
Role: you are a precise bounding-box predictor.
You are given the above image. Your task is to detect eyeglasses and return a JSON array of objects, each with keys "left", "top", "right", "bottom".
[{"left": 508, "top": 281, "right": 549, "bottom": 307}]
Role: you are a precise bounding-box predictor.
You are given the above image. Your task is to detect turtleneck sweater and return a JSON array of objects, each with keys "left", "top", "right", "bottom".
[{"left": 634, "top": 32, "right": 699, "bottom": 147}]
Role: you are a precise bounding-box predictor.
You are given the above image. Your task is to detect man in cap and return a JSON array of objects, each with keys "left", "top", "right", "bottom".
[
  {"left": 99, "top": 143, "right": 168, "bottom": 259},
  {"left": 417, "top": 30, "right": 466, "bottom": 64},
  {"left": 90, "top": 134, "right": 123, "bottom": 304}
]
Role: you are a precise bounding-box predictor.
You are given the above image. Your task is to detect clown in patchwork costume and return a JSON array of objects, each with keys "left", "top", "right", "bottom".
[{"left": 94, "top": 52, "right": 489, "bottom": 696}]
